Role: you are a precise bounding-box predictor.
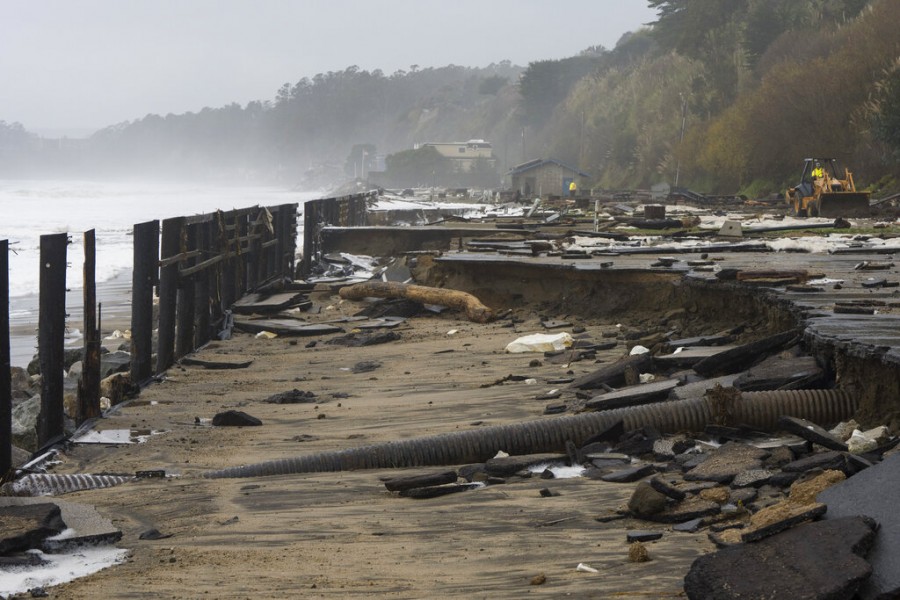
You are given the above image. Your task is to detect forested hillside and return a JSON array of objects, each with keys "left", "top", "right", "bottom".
[{"left": 3, "top": 0, "right": 900, "bottom": 196}]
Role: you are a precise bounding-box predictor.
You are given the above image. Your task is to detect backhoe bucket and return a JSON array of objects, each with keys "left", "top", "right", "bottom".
[{"left": 816, "top": 192, "right": 871, "bottom": 218}]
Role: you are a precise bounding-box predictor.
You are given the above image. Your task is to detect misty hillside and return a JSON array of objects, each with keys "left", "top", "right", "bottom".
[{"left": 2, "top": 0, "right": 900, "bottom": 196}]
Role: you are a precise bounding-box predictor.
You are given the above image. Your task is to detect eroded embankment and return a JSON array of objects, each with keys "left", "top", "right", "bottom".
[{"left": 413, "top": 254, "right": 900, "bottom": 428}]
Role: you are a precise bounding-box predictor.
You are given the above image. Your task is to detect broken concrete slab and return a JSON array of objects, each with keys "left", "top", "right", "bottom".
[
  {"left": 656, "top": 347, "right": 738, "bottom": 369},
  {"left": 684, "top": 517, "right": 876, "bottom": 600},
  {"left": 692, "top": 330, "right": 800, "bottom": 377},
  {"left": 383, "top": 470, "right": 459, "bottom": 492},
  {"left": 0, "top": 503, "right": 65, "bottom": 554},
  {"left": 782, "top": 451, "right": 847, "bottom": 474},
  {"left": 233, "top": 318, "right": 343, "bottom": 336},
  {"left": 733, "top": 355, "right": 825, "bottom": 391},
  {"left": 567, "top": 354, "right": 653, "bottom": 390},
  {"left": 684, "top": 442, "right": 770, "bottom": 484},
  {"left": 484, "top": 454, "right": 567, "bottom": 477},
  {"left": 642, "top": 497, "right": 720, "bottom": 524},
  {"left": 583, "top": 379, "right": 680, "bottom": 411},
  {"left": 778, "top": 416, "right": 848, "bottom": 452},
  {"left": 600, "top": 464, "right": 656, "bottom": 483},
  {"left": 232, "top": 292, "right": 310, "bottom": 314},
  {"left": 818, "top": 452, "right": 900, "bottom": 600}
]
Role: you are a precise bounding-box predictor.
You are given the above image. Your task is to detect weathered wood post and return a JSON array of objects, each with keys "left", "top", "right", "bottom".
[
  {"left": 78, "top": 229, "right": 101, "bottom": 421},
  {"left": 131, "top": 220, "right": 159, "bottom": 386},
  {"left": 193, "top": 221, "right": 211, "bottom": 347},
  {"left": 38, "top": 232, "right": 67, "bottom": 447},
  {"left": 175, "top": 223, "right": 196, "bottom": 359},
  {"left": 1, "top": 240, "right": 11, "bottom": 476},
  {"left": 156, "top": 217, "right": 182, "bottom": 374}
]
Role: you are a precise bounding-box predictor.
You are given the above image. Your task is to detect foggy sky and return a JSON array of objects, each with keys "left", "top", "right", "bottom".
[{"left": 2, "top": 1, "right": 657, "bottom": 136}]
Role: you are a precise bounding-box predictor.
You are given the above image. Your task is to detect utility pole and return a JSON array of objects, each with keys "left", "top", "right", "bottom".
[{"left": 674, "top": 93, "right": 687, "bottom": 189}]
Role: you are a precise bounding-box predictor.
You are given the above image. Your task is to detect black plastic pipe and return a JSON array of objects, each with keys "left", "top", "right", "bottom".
[{"left": 202, "top": 389, "right": 856, "bottom": 479}]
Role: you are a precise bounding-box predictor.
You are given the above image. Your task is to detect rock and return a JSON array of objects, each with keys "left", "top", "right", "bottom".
[
  {"left": 11, "top": 395, "right": 40, "bottom": 451},
  {"left": 351, "top": 360, "right": 382, "bottom": 373},
  {"left": 10, "top": 366, "right": 34, "bottom": 395},
  {"left": 685, "top": 442, "right": 769, "bottom": 484},
  {"left": 778, "top": 416, "right": 848, "bottom": 451},
  {"left": 601, "top": 464, "right": 656, "bottom": 483},
  {"left": 628, "top": 482, "right": 668, "bottom": 517},
  {"left": 100, "top": 372, "right": 133, "bottom": 406},
  {"left": 684, "top": 517, "right": 876, "bottom": 600},
  {"left": 212, "top": 410, "right": 262, "bottom": 427},
  {"left": 139, "top": 528, "right": 173, "bottom": 540},
  {"left": 818, "top": 452, "right": 900, "bottom": 599},
  {"left": 0, "top": 503, "right": 66, "bottom": 554},
  {"left": 100, "top": 350, "right": 132, "bottom": 378},
  {"left": 263, "top": 389, "right": 318, "bottom": 404}
]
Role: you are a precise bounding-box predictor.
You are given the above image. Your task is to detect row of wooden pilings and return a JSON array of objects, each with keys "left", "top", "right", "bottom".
[
  {"left": 1, "top": 202, "right": 300, "bottom": 479},
  {"left": 2, "top": 191, "right": 375, "bottom": 480}
]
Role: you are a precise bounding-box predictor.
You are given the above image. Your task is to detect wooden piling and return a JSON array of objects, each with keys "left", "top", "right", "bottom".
[
  {"left": 175, "top": 224, "right": 196, "bottom": 359},
  {"left": 157, "top": 217, "right": 182, "bottom": 373},
  {"left": 1, "top": 240, "right": 11, "bottom": 476},
  {"left": 38, "top": 233, "right": 68, "bottom": 447},
  {"left": 78, "top": 230, "right": 101, "bottom": 421},
  {"left": 130, "top": 220, "right": 159, "bottom": 385}
]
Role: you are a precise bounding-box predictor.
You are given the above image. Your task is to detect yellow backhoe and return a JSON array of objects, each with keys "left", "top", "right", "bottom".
[{"left": 785, "top": 158, "right": 870, "bottom": 218}]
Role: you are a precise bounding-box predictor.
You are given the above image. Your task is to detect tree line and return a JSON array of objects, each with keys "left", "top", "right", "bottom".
[{"left": 2, "top": 0, "right": 899, "bottom": 196}]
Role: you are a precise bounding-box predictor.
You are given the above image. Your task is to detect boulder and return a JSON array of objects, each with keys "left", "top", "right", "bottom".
[
  {"left": 11, "top": 395, "right": 40, "bottom": 451},
  {"left": 212, "top": 410, "right": 262, "bottom": 427}
]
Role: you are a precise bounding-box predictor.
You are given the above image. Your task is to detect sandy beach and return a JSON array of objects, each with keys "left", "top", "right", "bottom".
[
  {"left": 8, "top": 270, "right": 134, "bottom": 369},
  {"left": 37, "top": 286, "right": 713, "bottom": 599}
]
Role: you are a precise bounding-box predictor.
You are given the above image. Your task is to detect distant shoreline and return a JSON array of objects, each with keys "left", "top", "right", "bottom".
[{"left": 8, "top": 270, "right": 133, "bottom": 369}]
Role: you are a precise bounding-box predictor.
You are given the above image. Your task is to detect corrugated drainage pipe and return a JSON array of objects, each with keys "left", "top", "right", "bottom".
[{"left": 202, "top": 389, "right": 856, "bottom": 479}]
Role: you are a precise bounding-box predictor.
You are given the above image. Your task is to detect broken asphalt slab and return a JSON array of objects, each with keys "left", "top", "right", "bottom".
[
  {"left": 684, "top": 516, "right": 877, "bottom": 600},
  {"left": 818, "top": 452, "right": 900, "bottom": 599}
]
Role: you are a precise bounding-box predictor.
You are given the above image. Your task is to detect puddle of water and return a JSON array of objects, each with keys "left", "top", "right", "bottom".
[
  {"left": 72, "top": 429, "right": 166, "bottom": 445},
  {"left": 0, "top": 545, "right": 128, "bottom": 597},
  {"left": 528, "top": 463, "right": 586, "bottom": 479}
]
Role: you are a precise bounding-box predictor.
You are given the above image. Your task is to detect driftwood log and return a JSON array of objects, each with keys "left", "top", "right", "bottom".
[{"left": 339, "top": 281, "right": 494, "bottom": 323}]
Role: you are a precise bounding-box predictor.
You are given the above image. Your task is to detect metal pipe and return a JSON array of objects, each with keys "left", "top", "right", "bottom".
[{"left": 202, "top": 389, "right": 856, "bottom": 479}]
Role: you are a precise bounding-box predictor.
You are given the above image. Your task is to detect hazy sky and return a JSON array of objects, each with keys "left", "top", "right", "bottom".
[{"left": 2, "top": 1, "right": 657, "bottom": 135}]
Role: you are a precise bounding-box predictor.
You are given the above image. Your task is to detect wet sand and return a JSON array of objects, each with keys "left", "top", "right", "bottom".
[
  {"left": 8, "top": 270, "right": 134, "bottom": 368},
  {"left": 45, "top": 289, "right": 712, "bottom": 599}
]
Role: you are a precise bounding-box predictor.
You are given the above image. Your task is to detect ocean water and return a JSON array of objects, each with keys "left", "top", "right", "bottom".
[{"left": 0, "top": 179, "right": 320, "bottom": 366}]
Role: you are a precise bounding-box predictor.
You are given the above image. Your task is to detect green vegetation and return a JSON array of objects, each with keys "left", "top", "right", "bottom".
[{"left": 2, "top": 0, "right": 899, "bottom": 194}]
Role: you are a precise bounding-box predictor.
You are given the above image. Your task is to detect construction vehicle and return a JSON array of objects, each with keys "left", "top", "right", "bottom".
[{"left": 785, "top": 158, "right": 870, "bottom": 218}]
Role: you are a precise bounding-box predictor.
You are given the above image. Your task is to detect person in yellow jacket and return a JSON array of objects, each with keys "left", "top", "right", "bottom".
[
  {"left": 811, "top": 161, "right": 824, "bottom": 179},
  {"left": 568, "top": 180, "right": 577, "bottom": 197}
]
